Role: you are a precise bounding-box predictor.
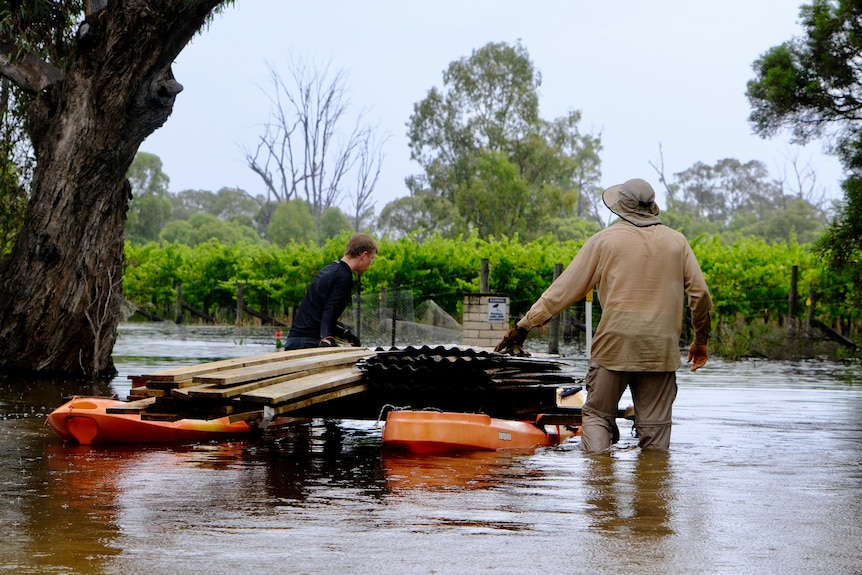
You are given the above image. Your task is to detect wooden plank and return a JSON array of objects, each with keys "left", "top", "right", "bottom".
[
  {"left": 140, "top": 351, "right": 287, "bottom": 382},
  {"left": 128, "top": 375, "right": 149, "bottom": 388},
  {"left": 128, "top": 387, "right": 167, "bottom": 398},
  {"left": 227, "top": 410, "right": 265, "bottom": 424},
  {"left": 240, "top": 366, "right": 364, "bottom": 406},
  {"left": 146, "top": 377, "right": 197, "bottom": 391},
  {"left": 104, "top": 397, "right": 157, "bottom": 414},
  {"left": 173, "top": 360, "right": 358, "bottom": 400},
  {"left": 272, "top": 383, "right": 368, "bottom": 416},
  {"left": 192, "top": 349, "right": 369, "bottom": 386},
  {"left": 180, "top": 375, "right": 298, "bottom": 399},
  {"left": 171, "top": 372, "right": 304, "bottom": 400},
  {"left": 139, "top": 402, "right": 240, "bottom": 422},
  {"left": 140, "top": 347, "right": 363, "bottom": 382}
]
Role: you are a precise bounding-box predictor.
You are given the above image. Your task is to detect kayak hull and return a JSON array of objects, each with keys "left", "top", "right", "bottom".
[
  {"left": 382, "top": 410, "right": 577, "bottom": 454},
  {"left": 46, "top": 397, "right": 255, "bottom": 445}
]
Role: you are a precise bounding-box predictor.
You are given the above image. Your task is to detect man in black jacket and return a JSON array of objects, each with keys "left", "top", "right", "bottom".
[{"left": 284, "top": 233, "right": 377, "bottom": 350}]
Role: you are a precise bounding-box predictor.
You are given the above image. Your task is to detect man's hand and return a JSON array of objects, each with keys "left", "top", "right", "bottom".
[
  {"left": 494, "top": 326, "right": 530, "bottom": 357},
  {"left": 343, "top": 330, "right": 361, "bottom": 347},
  {"left": 687, "top": 343, "right": 708, "bottom": 371},
  {"left": 319, "top": 336, "right": 337, "bottom": 347}
]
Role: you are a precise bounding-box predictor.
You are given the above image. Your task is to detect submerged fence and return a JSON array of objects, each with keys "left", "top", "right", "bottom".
[{"left": 126, "top": 261, "right": 855, "bottom": 356}]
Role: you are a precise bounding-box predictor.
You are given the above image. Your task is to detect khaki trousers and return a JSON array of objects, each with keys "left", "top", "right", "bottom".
[{"left": 581, "top": 359, "right": 678, "bottom": 453}]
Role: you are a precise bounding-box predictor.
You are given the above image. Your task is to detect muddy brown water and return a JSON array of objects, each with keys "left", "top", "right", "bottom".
[{"left": 1, "top": 323, "right": 860, "bottom": 574}]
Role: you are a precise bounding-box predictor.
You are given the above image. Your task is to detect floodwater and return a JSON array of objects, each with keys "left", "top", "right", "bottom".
[{"left": 1, "top": 323, "right": 861, "bottom": 575}]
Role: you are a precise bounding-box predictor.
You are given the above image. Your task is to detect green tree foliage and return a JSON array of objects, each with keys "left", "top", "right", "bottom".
[
  {"left": 0, "top": 73, "right": 31, "bottom": 256},
  {"left": 694, "top": 235, "right": 808, "bottom": 322},
  {"left": 661, "top": 158, "right": 828, "bottom": 244},
  {"left": 376, "top": 186, "right": 459, "bottom": 240},
  {"left": 126, "top": 194, "right": 172, "bottom": 243},
  {"left": 121, "top": 152, "right": 271, "bottom": 248},
  {"left": 121, "top": 154, "right": 352, "bottom": 248},
  {"left": 456, "top": 151, "right": 531, "bottom": 238},
  {"left": 170, "top": 186, "right": 262, "bottom": 221},
  {"left": 359, "top": 232, "right": 490, "bottom": 313},
  {"left": 408, "top": 40, "right": 540, "bottom": 200},
  {"left": 159, "top": 212, "right": 260, "bottom": 246},
  {"left": 267, "top": 199, "right": 316, "bottom": 246},
  {"left": 746, "top": 0, "right": 861, "bottom": 290},
  {"left": 181, "top": 240, "right": 243, "bottom": 314},
  {"left": 0, "top": 1, "right": 79, "bottom": 62},
  {"left": 404, "top": 41, "right": 602, "bottom": 239},
  {"left": 128, "top": 151, "right": 170, "bottom": 196},
  {"left": 0, "top": 0, "right": 64, "bottom": 255},
  {"left": 158, "top": 219, "right": 194, "bottom": 244},
  {"left": 318, "top": 207, "right": 353, "bottom": 243},
  {"left": 539, "top": 110, "right": 604, "bottom": 222},
  {"left": 123, "top": 241, "right": 190, "bottom": 314},
  {"left": 729, "top": 197, "right": 827, "bottom": 244},
  {"left": 670, "top": 159, "right": 776, "bottom": 227},
  {"left": 541, "top": 216, "right": 601, "bottom": 243},
  {"left": 253, "top": 201, "right": 278, "bottom": 238},
  {"left": 125, "top": 152, "right": 172, "bottom": 243}
]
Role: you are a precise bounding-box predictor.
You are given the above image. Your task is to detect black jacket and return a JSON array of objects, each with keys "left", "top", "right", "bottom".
[{"left": 288, "top": 260, "right": 353, "bottom": 340}]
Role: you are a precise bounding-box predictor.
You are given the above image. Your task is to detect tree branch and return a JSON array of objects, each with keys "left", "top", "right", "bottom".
[{"left": 0, "top": 41, "right": 65, "bottom": 94}]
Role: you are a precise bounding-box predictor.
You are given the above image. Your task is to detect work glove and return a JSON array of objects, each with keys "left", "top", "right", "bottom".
[
  {"left": 342, "top": 329, "right": 361, "bottom": 347},
  {"left": 318, "top": 336, "right": 337, "bottom": 347},
  {"left": 494, "top": 326, "right": 530, "bottom": 357},
  {"left": 687, "top": 343, "right": 708, "bottom": 371}
]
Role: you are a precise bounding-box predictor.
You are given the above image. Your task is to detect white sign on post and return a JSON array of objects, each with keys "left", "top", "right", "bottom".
[{"left": 487, "top": 297, "right": 507, "bottom": 322}]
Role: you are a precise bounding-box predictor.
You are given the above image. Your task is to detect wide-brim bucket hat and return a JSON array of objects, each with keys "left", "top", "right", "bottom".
[{"left": 602, "top": 178, "right": 662, "bottom": 227}]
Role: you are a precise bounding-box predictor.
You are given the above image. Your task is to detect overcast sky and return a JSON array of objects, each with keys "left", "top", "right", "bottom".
[{"left": 142, "top": 0, "right": 843, "bottom": 214}]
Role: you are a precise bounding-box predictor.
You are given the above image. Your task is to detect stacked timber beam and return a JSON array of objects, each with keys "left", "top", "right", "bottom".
[
  {"left": 123, "top": 347, "right": 371, "bottom": 423},
  {"left": 119, "top": 345, "right": 588, "bottom": 425}
]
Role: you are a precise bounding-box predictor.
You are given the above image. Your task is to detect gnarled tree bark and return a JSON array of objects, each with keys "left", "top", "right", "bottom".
[{"left": 0, "top": 1, "right": 226, "bottom": 378}]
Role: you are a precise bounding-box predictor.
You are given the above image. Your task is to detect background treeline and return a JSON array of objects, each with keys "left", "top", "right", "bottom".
[
  {"left": 113, "top": 18, "right": 862, "bottom": 362},
  {"left": 123, "top": 231, "right": 860, "bottom": 360}
]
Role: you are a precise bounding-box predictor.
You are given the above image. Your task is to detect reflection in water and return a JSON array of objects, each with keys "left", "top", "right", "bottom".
[
  {"left": 19, "top": 442, "right": 133, "bottom": 574},
  {"left": 251, "top": 420, "right": 387, "bottom": 503},
  {"left": 1, "top": 325, "right": 861, "bottom": 575},
  {"left": 383, "top": 449, "right": 520, "bottom": 491},
  {"left": 0, "top": 373, "right": 120, "bottom": 575},
  {"left": 584, "top": 450, "right": 673, "bottom": 536}
]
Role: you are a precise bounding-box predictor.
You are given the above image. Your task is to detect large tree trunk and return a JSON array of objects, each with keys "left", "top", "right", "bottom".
[{"left": 0, "top": 1, "right": 224, "bottom": 378}]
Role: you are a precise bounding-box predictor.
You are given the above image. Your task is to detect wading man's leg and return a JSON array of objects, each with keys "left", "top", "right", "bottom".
[
  {"left": 629, "top": 372, "right": 677, "bottom": 449},
  {"left": 581, "top": 360, "right": 628, "bottom": 453}
]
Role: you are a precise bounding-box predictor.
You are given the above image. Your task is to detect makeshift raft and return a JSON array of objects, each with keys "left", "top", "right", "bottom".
[{"left": 48, "top": 345, "right": 603, "bottom": 449}]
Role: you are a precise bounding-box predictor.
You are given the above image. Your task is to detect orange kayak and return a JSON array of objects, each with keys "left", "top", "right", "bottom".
[
  {"left": 46, "top": 396, "right": 255, "bottom": 445},
  {"left": 382, "top": 410, "right": 579, "bottom": 454}
]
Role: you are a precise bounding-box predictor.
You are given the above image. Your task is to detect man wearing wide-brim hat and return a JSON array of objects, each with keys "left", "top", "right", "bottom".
[{"left": 495, "top": 178, "right": 713, "bottom": 452}]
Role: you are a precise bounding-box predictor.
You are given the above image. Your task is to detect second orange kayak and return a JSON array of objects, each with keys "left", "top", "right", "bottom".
[{"left": 382, "top": 409, "right": 578, "bottom": 454}]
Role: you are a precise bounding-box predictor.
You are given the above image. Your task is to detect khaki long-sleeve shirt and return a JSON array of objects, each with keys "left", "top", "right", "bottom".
[{"left": 517, "top": 221, "right": 712, "bottom": 372}]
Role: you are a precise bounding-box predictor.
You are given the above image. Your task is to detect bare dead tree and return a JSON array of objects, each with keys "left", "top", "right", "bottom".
[
  {"left": 774, "top": 146, "right": 830, "bottom": 210},
  {"left": 348, "top": 131, "right": 386, "bottom": 231},
  {"left": 649, "top": 143, "right": 674, "bottom": 200},
  {"left": 245, "top": 57, "right": 377, "bottom": 232}
]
